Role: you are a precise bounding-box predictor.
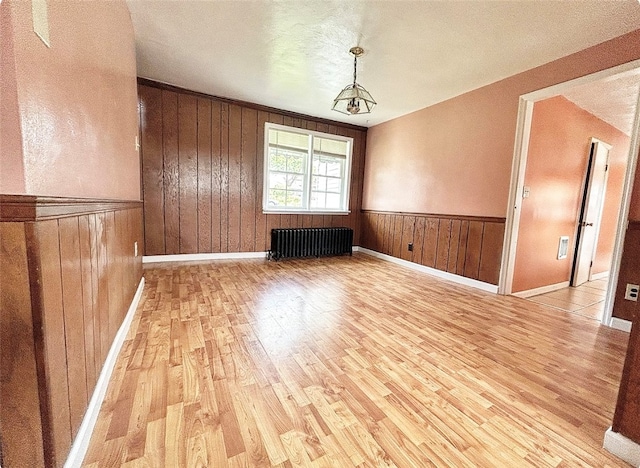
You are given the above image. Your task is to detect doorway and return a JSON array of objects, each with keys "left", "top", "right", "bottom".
[
  {"left": 499, "top": 60, "right": 640, "bottom": 329},
  {"left": 571, "top": 138, "right": 611, "bottom": 287}
]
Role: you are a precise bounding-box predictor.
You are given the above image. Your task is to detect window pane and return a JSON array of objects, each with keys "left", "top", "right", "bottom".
[
  {"left": 312, "top": 176, "right": 327, "bottom": 192},
  {"left": 269, "top": 172, "right": 287, "bottom": 189},
  {"left": 269, "top": 150, "right": 287, "bottom": 171},
  {"left": 315, "top": 159, "right": 327, "bottom": 176},
  {"left": 287, "top": 174, "right": 304, "bottom": 191},
  {"left": 287, "top": 154, "right": 305, "bottom": 173},
  {"left": 268, "top": 189, "right": 286, "bottom": 207},
  {"left": 327, "top": 178, "right": 341, "bottom": 193},
  {"left": 326, "top": 160, "right": 342, "bottom": 177},
  {"left": 312, "top": 158, "right": 322, "bottom": 175},
  {"left": 286, "top": 191, "right": 303, "bottom": 207},
  {"left": 310, "top": 192, "right": 325, "bottom": 209},
  {"left": 326, "top": 193, "right": 341, "bottom": 209}
]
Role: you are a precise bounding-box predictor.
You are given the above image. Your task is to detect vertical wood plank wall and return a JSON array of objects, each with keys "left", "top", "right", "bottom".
[
  {"left": 0, "top": 222, "right": 44, "bottom": 467},
  {"left": 138, "top": 80, "right": 367, "bottom": 256},
  {"left": 611, "top": 221, "right": 640, "bottom": 322},
  {"left": 612, "top": 221, "right": 640, "bottom": 443},
  {"left": 361, "top": 210, "right": 505, "bottom": 285},
  {"left": 0, "top": 196, "right": 143, "bottom": 467}
]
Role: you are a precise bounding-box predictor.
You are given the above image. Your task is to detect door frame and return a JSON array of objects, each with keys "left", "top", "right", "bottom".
[{"left": 498, "top": 59, "right": 640, "bottom": 329}]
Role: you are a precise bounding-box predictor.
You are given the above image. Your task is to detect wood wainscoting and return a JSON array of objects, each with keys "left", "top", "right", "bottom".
[
  {"left": 612, "top": 220, "right": 640, "bottom": 322},
  {"left": 138, "top": 79, "right": 367, "bottom": 257},
  {"left": 612, "top": 220, "right": 640, "bottom": 444},
  {"left": 0, "top": 195, "right": 143, "bottom": 467},
  {"left": 361, "top": 210, "right": 505, "bottom": 285}
]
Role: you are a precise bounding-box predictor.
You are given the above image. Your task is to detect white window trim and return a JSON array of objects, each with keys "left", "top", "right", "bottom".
[{"left": 262, "top": 122, "right": 353, "bottom": 215}]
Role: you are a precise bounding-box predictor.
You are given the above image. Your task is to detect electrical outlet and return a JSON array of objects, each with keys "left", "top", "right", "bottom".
[
  {"left": 408, "top": 242, "right": 413, "bottom": 252},
  {"left": 134, "top": 241, "right": 138, "bottom": 257},
  {"left": 624, "top": 283, "right": 639, "bottom": 301}
]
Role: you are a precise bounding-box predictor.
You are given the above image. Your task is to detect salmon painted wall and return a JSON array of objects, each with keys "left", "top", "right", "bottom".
[
  {"left": 512, "top": 96, "right": 630, "bottom": 293},
  {"left": 363, "top": 29, "right": 640, "bottom": 218},
  {"left": 1, "top": 0, "right": 139, "bottom": 200},
  {"left": 0, "top": 3, "right": 25, "bottom": 194}
]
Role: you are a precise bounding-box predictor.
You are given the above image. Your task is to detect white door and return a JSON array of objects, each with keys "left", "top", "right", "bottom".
[{"left": 571, "top": 138, "right": 611, "bottom": 286}]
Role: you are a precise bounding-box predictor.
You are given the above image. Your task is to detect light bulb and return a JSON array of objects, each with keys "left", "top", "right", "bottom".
[{"left": 347, "top": 99, "right": 360, "bottom": 114}]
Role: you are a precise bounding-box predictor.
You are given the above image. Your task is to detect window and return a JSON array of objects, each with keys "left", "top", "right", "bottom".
[{"left": 263, "top": 123, "right": 353, "bottom": 213}]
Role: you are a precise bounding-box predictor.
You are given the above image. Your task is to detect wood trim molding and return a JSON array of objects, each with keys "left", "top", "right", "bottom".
[
  {"left": 137, "top": 78, "right": 368, "bottom": 132},
  {"left": 0, "top": 195, "right": 142, "bottom": 222},
  {"left": 361, "top": 209, "right": 506, "bottom": 224},
  {"left": 604, "top": 427, "right": 640, "bottom": 466},
  {"left": 628, "top": 220, "right": 640, "bottom": 230}
]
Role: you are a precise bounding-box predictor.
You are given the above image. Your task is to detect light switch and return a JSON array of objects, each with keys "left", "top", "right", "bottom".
[{"left": 522, "top": 186, "right": 531, "bottom": 198}]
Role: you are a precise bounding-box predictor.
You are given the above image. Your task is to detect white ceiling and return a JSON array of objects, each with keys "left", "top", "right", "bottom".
[
  {"left": 562, "top": 71, "right": 640, "bottom": 136},
  {"left": 127, "top": 0, "right": 640, "bottom": 128}
]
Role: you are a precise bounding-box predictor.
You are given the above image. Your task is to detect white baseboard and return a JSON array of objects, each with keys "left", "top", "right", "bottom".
[
  {"left": 65, "top": 277, "right": 145, "bottom": 468},
  {"left": 511, "top": 281, "right": 570, "bottom": 298},
  {"left": 604, "top": 427, "right": 640, "bottom": 466},
  {"left": 610, "top": 317, "right": 632, "bottom": 333},
  {"left": 590, "top": 270, "right": 610, "bottom": 281},
  {"left": 143, "top": 251, "right": 268, "bottom": 263},
  {"left": 354, "top": 247, "right": 499, "bottom": 294}
]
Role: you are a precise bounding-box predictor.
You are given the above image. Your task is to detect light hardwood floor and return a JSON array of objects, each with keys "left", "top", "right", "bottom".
[{"left": 83, "top": 254, "right": 630, "bottom": 467}]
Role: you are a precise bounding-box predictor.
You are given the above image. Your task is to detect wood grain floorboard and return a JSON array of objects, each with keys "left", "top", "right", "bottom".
[{"left": 83, "top": 254, "right": 630, "bottom": 467}]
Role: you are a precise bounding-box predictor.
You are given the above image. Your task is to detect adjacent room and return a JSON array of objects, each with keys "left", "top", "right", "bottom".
[{"left": 2, "top": 1, "right": 640, "bottom": 467}]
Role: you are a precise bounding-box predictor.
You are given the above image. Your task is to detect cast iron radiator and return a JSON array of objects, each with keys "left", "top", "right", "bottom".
[{"left": 268, "top": 227, "right": 353, "bottom": 261}]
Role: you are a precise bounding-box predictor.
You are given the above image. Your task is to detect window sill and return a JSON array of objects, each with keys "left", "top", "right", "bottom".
[{"left": 262, "top": 210, "right": 351, "bottom": 215}]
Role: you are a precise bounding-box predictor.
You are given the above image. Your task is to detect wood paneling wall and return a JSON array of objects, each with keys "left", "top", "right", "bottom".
[
  {"left": 613, "top": 316, "right": 640, "bottom": 443},
  {"left": 0, "top": 196, "right": 143, "bottom": 467},
  {"left": 612, "top": 221, "right": 640, "bottom": 322},
  {"left": 138, "top": 80, "right": 367, "bottom": 256},
  {"left": 612, "top": 221, "right": 640, "bottom": 443},
  {"left": 361, "top": 210, "right": 505, "bottom": 285}
]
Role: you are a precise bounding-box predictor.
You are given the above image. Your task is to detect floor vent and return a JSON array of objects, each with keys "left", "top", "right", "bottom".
[{"left": 558, "top": 236, "right": 570, "bottom": 260}]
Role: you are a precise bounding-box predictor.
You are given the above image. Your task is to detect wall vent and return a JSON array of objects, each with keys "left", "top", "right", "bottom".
[{"left": 558, "top": 236, "right": 570, "bottom": 260}]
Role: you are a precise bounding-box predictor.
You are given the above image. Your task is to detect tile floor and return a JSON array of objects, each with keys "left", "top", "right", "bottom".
[{"left": 526, "top": 277, "right": 609, "bottom": 320}]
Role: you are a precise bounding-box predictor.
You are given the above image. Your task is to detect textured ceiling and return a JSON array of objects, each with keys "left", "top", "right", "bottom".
[
  {"left": 562, "top": 71, "right": 640, "bottom": 136},
  {"left": 126, "top": 0, "right": 640, "bottom": 128}
]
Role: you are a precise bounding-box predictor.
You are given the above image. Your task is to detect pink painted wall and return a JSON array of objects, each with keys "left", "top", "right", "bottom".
[
  {"left": 1, "top": 0, "right": 139, "bottom": 200},
  {"left": 363, "top": 29, "right": 640, "bottom": 218},
  {"left": 0, "top": 3, "right": 26, "bottom": 194},
  {"left": 512, "top": 96, "right": 630, "bottom": 293}
]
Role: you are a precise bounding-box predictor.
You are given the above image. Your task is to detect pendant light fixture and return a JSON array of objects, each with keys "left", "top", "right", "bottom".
[{"left": 332, "top": 46, "right": 376, "bottom": 115}]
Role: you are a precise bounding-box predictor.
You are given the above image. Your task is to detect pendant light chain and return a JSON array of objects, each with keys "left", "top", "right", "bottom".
[{"left": 353, "top": 54, "right": 358, "bottom": 86}]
